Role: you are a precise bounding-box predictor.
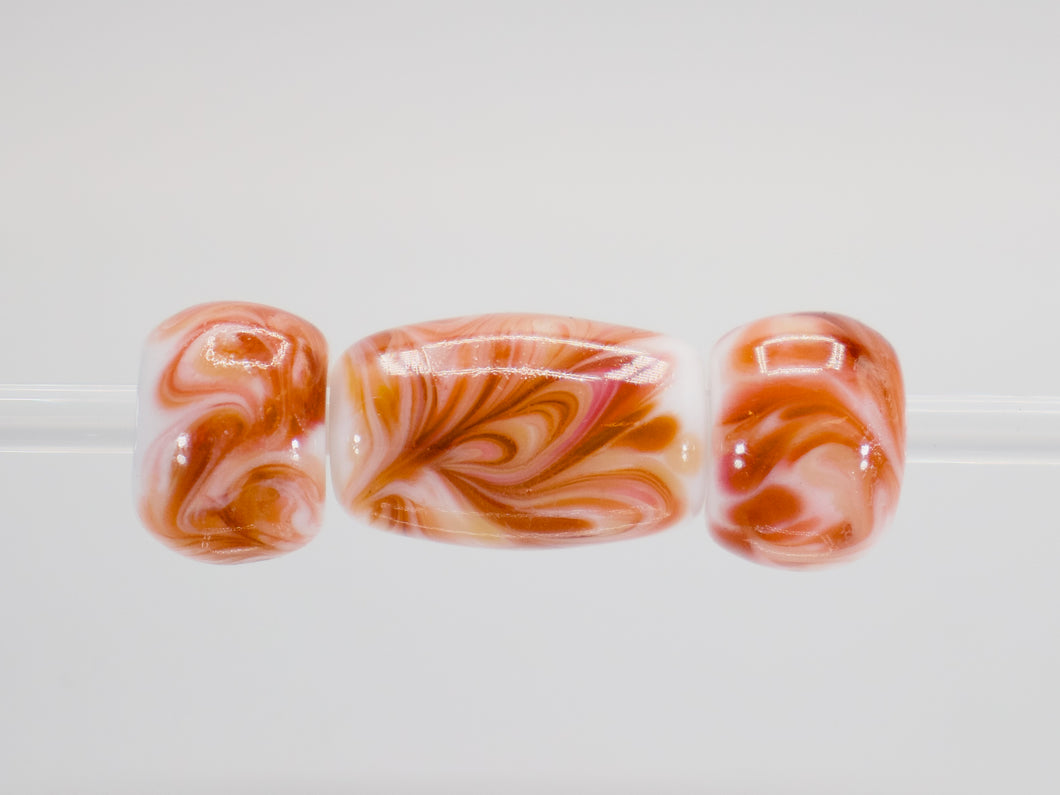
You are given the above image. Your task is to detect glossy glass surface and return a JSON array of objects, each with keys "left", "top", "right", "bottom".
[
  {"left": 330, "top": 313, "right": 706, "bottom": 547},
  {"left": 708, "top": 313, "right": 905, "bottom": 567},
  {"left": 134, "top": 302, "right": 328, "bottom": 563}
]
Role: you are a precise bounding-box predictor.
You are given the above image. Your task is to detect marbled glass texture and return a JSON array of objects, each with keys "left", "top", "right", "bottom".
[
  {"left": 134, "top": 302, "right": 328, "bottom": 563},
  {"left": 330, "top": 314, "right": 706, "bottom": 547},
  {"left": 709, "top": 313, "right": 905, "bottom": 567}
]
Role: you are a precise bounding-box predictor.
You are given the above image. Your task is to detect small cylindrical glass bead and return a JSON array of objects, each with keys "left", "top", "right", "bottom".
[
  {"left": 708, "top": 312, "right": 906, "bottom": 567},
  {"left": 134, "top": 302, "right": 328, "bottom": 563}
]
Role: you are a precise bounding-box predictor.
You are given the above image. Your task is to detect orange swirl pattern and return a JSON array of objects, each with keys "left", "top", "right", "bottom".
[
  {"left": 708, "top": 313, "right": 905, "bottom": 567},
  {"left": 329, "top": 314, "right": 706, "bottom": 547},
  {"left": 134, "top": 302, "right": 327, "bottom": 563}
]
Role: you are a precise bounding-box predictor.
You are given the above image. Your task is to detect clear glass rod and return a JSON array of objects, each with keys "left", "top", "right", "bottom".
[{"left": 1, "top": 385, "right": 1059, "bottom": 465}]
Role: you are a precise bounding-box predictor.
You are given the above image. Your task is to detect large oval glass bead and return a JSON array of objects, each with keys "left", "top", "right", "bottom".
[
  {"left": 329, "top": 314, "right": 706, "bottom": 546},
  {"left": 708, "top": 312, "right": 905, "bottom": 567},
  {"left": 133, "top": 302, "right": 328, "bottom": 563}
]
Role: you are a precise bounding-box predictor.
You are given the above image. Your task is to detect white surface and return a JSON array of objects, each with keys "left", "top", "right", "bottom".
[{"left": 1, "top": 2, "right": 1059, "bottom": 792}]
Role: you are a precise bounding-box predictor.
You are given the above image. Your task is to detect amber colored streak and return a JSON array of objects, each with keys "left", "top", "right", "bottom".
[
  {"left": 339, "top": 315, "right": 689, "bottom": 546},
  {"left": 713, "top": 313, "right": 905, "bottom": 566},
  {"left": 138, "top": 303, "right": 327, "bottom": 563}
]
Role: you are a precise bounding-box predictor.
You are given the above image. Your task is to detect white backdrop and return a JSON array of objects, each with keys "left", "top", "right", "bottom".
[{"left": 2, "top": 2, "right": 1059, "bottom": 793}]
